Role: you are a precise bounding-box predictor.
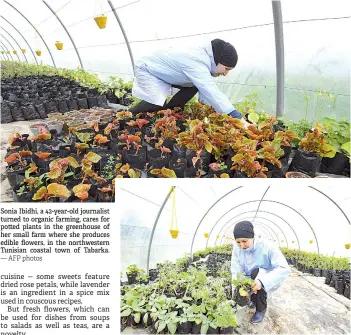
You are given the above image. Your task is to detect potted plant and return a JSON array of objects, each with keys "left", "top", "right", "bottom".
[
  {"left": 232, "top": 273, "right": 255, "bottom": 307},
  {"left": 148, "top": 167, "right": 177, "bottom": 178},
  {"left": 289, "top": 124, "right": 336, "bottom": 177},
  {"left": 231, "top": 149, "right": 268, "bottom": 178},
  {"left": 126, "top": 264, "right": 140, "bottom": 284}
]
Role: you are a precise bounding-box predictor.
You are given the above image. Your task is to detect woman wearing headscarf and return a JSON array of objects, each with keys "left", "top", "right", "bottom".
[
  {"left": 130, "top": 38, "right": 249, "bottom": 127},
  {"left": 231, "top": 221, "right": 291, "bottom": 324}
]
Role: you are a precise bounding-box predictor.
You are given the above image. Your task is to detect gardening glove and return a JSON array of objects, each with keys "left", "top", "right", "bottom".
[
  {"left": 228, "top": 109, "right": 242, "bottom": 119},
  {"left": 251, "top": 279, "right": 262, "bottom": 294}
]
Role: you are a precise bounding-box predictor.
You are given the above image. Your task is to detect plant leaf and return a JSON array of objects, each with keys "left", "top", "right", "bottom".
[
  {"left": 85, "top": 152, "right": 102, "bottom": 163},
  {"left": 47, "top": 183, "right": 71, "bottom": 198},
  {"left": 35, "top": 152, "right": 51, "bottom": 160},
  {"left": 32, "top": 186, "right": 47, "bottom": 201},
  {"left": 47, "top": 167, "right": 61, "bottom": 179}
]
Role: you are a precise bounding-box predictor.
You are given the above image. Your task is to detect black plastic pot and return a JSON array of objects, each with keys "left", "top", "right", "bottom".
[
  {"left": 320, "top": 152, "right": 349, "bottom": 175},
  {"left": 233, "top": 171, "right": 248, "bottom": 178},
  {"left": 335, "top": 278, "right": 344, "bottom": 295},
  {"left": 220, "top": 326, "right": 234, "bottom": 334},
  {"left": 325, "top": 270, "right": 332, "bottom": 285},
  {"left": 313, "top": 268, "right": 322, "bottom": 277},
  {"left": 178, "top": 321, "right": 193, "bottom": 334},
  {"left": 235, "top": 287, "right": 249, "bottom": 307},
  {"left": 127, "top": 272, "right": 137, "bottom": 285},
  {"left": 344, "top": 283, "right": 350, "bottom": 299},
  {"left": 208, "top": 326, "right": 220, "bottom": 334},
  {"left": 148, "top": 149, "right": 170, "bottom": 169},
  {"left": 163, "top": 138, "right": 177, "bottom": 151},
  {"left": 192, "top": 323, "right": 201, "bottom": 334},
  {"left": 169, "top": 157, "right": 186, "bottom": 178},
  {"left": 173, "top": 145, "right": 187, "bottom": 159},
  {"left": 186, "top": 149, "right": 212, "bottom": 173},
  {"left": 321, "top": 269, "right": 328, "bottom": 278},
  {"left": 123, "top": 147, "right": 147, "bottom": 170},
  {"left": 288, "top": 148, "right": 322, "bottom": 177},
  {"left": 208, "top": 167, "right": 231, "bottom": 178},
  {"left": 6, "top": 168, "right": 26, "bottom": 190},
  {"left": 148, "top": 269, "right": 159, "bottom": 281},
  {"left": 281, "top": 145, "right": 292, "bottom": 160}
]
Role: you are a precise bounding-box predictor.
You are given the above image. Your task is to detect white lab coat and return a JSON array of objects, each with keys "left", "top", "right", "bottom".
[
  {"left": 231, "top": 237, "right": 291, "bottom": 296},
  {"left": 132, "top": 42, "right": 236, "bottom": 114}
]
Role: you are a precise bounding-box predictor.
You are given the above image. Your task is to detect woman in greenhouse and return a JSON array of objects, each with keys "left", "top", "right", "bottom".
[
  {"left": 231, "top": 221, "right": 291, "bottom": 324},
  {"left": 130, "top": 38, "right": 250, "bottom": 127}
]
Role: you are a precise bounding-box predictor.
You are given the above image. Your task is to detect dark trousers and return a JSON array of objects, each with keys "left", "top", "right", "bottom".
[
  {"left": 129, "top": 86, "right": 198, "bottom": 114},
  {"left": 251, "top": 268, "right": 267, "bottom": 312}
]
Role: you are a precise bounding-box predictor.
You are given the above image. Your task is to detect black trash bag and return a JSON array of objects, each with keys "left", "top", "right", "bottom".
[
  {"left": 58, "top": 100, "right": 68, "bottom": 113},
  {"left": 77, "top": 98, "right": 88, "bottom": 109},
  {"left": 35, "top": 104, "right": 48, "bottom": 119},
  {"left": 1, "top": 103, "right": 13, "bottom": 123},
  {"left": 22, "top": 105, "right": 40, "bottom": 120},
  {"left": 87, "top": 97, "right": 98, "bottom": 108},
  {"left": 320, "top": 152, "right": 349, "bottom": 175},
  {"left": 45, "top": 100, "right": 59, "bottom": 114},
  {"left": 11, "top": 106, "right": 26, "bottom": 121},
  {"left": 288, "top": 148, "right": 322, "bottom": 177},
  {"left": 97, "top": 95, "right": 109, "bottom": 108},
  {"left": 66, "top": 99, "right": 78, "bottom": 111}
]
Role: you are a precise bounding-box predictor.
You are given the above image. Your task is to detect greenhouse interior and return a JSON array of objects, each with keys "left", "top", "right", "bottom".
[
  {"left": 0, "top": 0, "right": 350, "bottom": 202},
  {"left": 120, "top": 180, "right": 351, "bottom": 334}
]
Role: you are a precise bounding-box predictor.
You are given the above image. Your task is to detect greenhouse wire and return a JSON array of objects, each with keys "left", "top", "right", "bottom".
[
  {"left": 253, "top": 186, "right": 270, "bottom": 221},
  {"left": 108, "top": 0, "right": 135, "bottom": 74},
  {"left": 0, "top": 34, "right": 20, "bottom": 61},
  {"left": 0, "top": 27, "right": 28, "bottom": 63},
  {"left": 308, "top": 186, "right": 350, "bottom": 225},
  {"left": 19, "top": 0, "right": 73, "bottom": 35},
  {"left": 0, "top": 16, "right": 39, "bottom": 65},
  {"left": 217, "top": 209, "right": 296, "bottom": 249},
  {"left": 120, "top": 188, "right": 171, "bottom": 211},
  {"left": 37, "top": 0, "right": 140, "bottom": 39},
  {"left": 177, "top": 187, "right": 202, "bottom": 208}
]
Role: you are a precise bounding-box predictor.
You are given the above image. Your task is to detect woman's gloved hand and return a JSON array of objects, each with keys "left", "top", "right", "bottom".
[{"left": 228, "top": 109, "right": 250, "bottom": 129}]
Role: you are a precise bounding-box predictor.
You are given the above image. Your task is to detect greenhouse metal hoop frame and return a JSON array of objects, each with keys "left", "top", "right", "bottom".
[
  {"left": 145, "top": 185, "right": 349, "bottom": 273},
  {"left": 2, "top": 0, "right": 283, "bottom": 114}
]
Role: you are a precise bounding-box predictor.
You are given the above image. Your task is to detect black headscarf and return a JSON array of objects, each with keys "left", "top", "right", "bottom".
[
  {"left": 233, "top": 221, "right": 255, "bottom": 239},
  {"left": 211, "top": 39, "right": 238, "bottom": 68}
]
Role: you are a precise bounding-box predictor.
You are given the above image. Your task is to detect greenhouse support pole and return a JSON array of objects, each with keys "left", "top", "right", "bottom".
[
  {"left": 272, "top": 0, "right": 284, "bottom": 117},
  {"left": 146, "top": 186, "right": 175, "bottom": 274},
  {"left": 42, "top": 0, "right": 84, "bottom": 69},
  {"left": 108, "top": 0, "right": 135, "bottom": 74},
  {"left": 1, "top": 16, "right": 38, "bottom": 65},
  {"left": 253, "top": 186, "right": 270, "bottom": 221},
  {"left": 4, "top": 0, "right": 56, "bottom": 67},
  {"left": 1, "top": 34, "right": 20, "bottom": 61},
  {"left": 1, "top": 27, "right": 28, "bottom": 63},
  {"left": 0, "top": 42, "right": 13, "bottom": 60},
  {"left": 0, "top": 45, "right": 10, "bottom": 60}
]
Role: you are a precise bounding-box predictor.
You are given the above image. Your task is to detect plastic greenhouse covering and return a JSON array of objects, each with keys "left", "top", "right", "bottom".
[
  {"left": 0, "top": 0, "right": 350, "bottom": 121},
  {"left": 119, "top": 180, "right": 351, "bottom": 273}
]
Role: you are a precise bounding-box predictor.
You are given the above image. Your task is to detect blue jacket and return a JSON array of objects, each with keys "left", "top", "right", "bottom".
[
  {"left": 132, "top": 41, "right": 239, "bottom": 116},
  {"left": 231, "top": 237, "right": 291, "bottom": 294}
]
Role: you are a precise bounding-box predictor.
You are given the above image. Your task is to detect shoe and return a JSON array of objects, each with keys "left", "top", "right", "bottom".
[
  {"left": 248, "top": 301, "right": 255, "bottom": 309},
  {"left": 251, "top": 309, "right": 267, "bottom": 324}
]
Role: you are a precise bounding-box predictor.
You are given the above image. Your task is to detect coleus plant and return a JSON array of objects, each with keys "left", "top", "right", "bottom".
[
  {"left": 154, "top": 116, "right": 179, "bottom": 139},
  {"left": 74, "top": 132, "right": 92, "bottom": 155},
  {"left": 115, "top": 163, "right": 141, "bottom": 178},
  {"left": 231, "top": 149, "right": 268, "bottom": 178},
  {"left": 116, "top": 110, "right": 133, "bottom": 120},
  {"left": 32, "top": 183, "right": 71, "bottom": 202},
  {"left": 5, "top": 150, "right": 32, "bottom": 168},
  {"left": 93, "top": 134, "right": 110, "bottom": 146},
  {"left": 150, "top": 167, "right": 177, "bottom": 178},
  {"left": 119, "top": 134, "right": 141, "bottom": 153},
  {"left": 274, "top": 130, "right": 299, "bottom": 147},
  {"left": 73, "top": 184, "right": 91, "bottom": 202},
  {"left": 126, "top": 119, "right": 149, "bottom": 129},
  {"left": 299, "top": 124, "right": 336, "bottom": 158},
  {"left": 47, "top": 156, "right": 80, "bottom": 184},
  {"left": 245, "top": 118, "right": 276, "bottom": 141},
  {"left": 257, "top": 140, "right": 284, "bottom": 168}
]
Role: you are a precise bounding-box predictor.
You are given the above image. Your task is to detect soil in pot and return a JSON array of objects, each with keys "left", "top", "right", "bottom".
[
  {"left": 285, "top": 171, "right": 311, "bottom": 178},
  {"left": 288, "top": 148, "right": 322, "bottom": 177}
]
